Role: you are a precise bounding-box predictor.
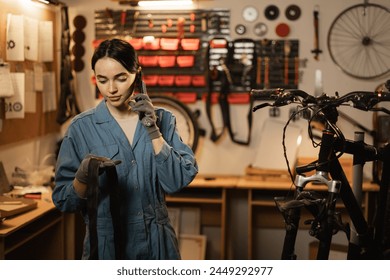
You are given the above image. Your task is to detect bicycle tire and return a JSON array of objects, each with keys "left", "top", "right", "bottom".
[
  {"left": 150, "top": 95, "right": 199, "bottom": 153},
  {"left": 327, "top": 3, "right": 390, "bottom": 79}
]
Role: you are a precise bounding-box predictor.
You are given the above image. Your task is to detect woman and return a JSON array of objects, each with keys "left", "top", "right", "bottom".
[{"left": 52, "top": 38, "right": 198, "bottom": 259}]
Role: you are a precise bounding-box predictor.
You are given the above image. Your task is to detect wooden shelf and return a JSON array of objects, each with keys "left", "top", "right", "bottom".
[
  {"left": 166, "top": 196, "right": 223, "bottom": 204},
  {"left": 168, "top": 175, "right": 379, "bottom": 260}
]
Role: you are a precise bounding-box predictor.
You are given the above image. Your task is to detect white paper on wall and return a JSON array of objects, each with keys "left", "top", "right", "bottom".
[
  {"left": 33, "top": 63, "right": 43, "bottom": 91},
  {"left": 0, "top": 63, "right": 15, "bottom": 98},
  {"left": 25, "top": 70, "right": 36, "bottom": 113},
  {"left": 38, "top": 20, "right": 54, "bottom": 62},
  {"left": 42, "top": 72, "right": 57, "bottom": 112},
  {"left": 24, "top": 17, "right": 39, "bottom": 61},
  {"left": 5, "top": 73, "right": 25, "bottom": 119},
  {"left": 6, "top": 14, "right": 25, "bottom": 61}
]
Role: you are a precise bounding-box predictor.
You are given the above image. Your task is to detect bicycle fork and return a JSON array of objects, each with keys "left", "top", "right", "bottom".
[
  {"left": 278, "top": 172, "right": 342, "bottom": 259},
  {"left": 278, "top": 130, "right": 343, "bottom": 259}
]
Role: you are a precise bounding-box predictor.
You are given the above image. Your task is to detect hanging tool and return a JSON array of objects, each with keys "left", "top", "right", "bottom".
[
  {"left": 167, "top": 18, "right": 173, "bottom": 28},
  {"left": 177, "top": 17, "right": 185, "bottom": 38},
  {"left": 314, "top": 69, "right": 323, "bottom": 96},
  {"left": 294, "top": 57, "right": 299, "bottom": 86},
  {"left": 311, "top": 5, "right": 322, "bottom": 60},
  {"left": 284, "top": 40, "right": 291, "bottom": 85},
  {"left": 264, "top": 56, "right": 270, "bottom": 89},
  {"left": 201, "top": 13, "right": 207, "bottom": 32},
  {"left": 190, "top": 12, "right": 196, "bottom": 21},
  {"left": 147, "top": 13, "right": 154, "bottom": 29},
  {"left": 131, "top": 11, "right": 139, "bottom": 37},
  {"left": 190, "top": 13, "right": 196, "bottom": 33},
  {"left": 256, "top": 57, "right": 262, "bottom": 86},
  {"left": 161, "top": 24, "right": 167, "bottom": 33},
  {"left": 261, "top": 39, "right": 270, "bottom": 89},
  {"left": 105, "top": 8, "right": 116, "bottom": 36},
  {"left": 120, "top": 10, "right": 127, "bottom": 38}
]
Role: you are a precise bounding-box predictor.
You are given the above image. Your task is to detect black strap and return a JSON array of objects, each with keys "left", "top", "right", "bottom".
[
  {"left": 106, "top": 167, "right": 123, "bottom": 259},
  {"left": 206, "top": 67, "right": 224, "bottom": 142},
  {"left": 86, "top": 158, "right": 100, "bottom": 260},
  {"left": 86, "top": 158, "right": 122, "bottom": 260},
  {"left": 205, "top": 39, "right": 253, "bottom": 146},
  {"left": 219, "top": 67, "right": 253, "bottom": 146}
]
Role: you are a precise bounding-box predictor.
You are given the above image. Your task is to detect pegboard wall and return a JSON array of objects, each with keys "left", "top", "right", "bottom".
[
  {"left": 94, "top": 9, "right": 230, "bottom": 39},
  {"left": 93, "top": 9, "right": 299, "bottom": 103}
]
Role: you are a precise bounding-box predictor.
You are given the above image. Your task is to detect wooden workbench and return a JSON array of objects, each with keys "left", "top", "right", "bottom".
[
  {"left": 0, "top": 199, "right": 66, "bottom": 259},
  {"left": 0, "top": 175, "right": 378, "bottom": 260},
  {"left": 167, "top": 175, "right": 379, "bottom": 259}
]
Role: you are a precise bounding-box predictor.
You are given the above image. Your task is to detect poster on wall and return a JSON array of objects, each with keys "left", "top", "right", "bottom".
[
  {"left": 39, "top": 20, "right": 54, "bottom": 62},
  {"left": 24, "top": 17, "right": 39, "bottom": 61},
  {"left": 5, "top": 73, "right": 25, "bottom": 119},
  {"left": 6, "top": 14, "right": 24, "bottom": 62},
  {"left": 0, "top": 63, "right": 15, "bottom": 98}
]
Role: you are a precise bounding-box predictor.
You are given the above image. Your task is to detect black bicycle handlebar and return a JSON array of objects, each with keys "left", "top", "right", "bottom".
[{"left": 250, "top": 87, "right": 390, "bottom": 113}]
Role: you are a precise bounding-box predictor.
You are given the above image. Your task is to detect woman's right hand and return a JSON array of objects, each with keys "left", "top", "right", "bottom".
[{"left": 75, "top": 154, "right": 121, "bottom": 184}]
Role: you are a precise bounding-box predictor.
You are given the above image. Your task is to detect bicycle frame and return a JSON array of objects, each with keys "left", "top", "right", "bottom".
[
  {"left": 250, "top": 85, "right": 390, "bottom": 259},
  {"left": 280, "top": 127, "right": 390, "bottom": 259}
]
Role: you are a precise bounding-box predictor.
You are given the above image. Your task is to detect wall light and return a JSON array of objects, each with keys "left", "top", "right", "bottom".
[
  {"left": 30, "top": 0, "right": 60, "bottom": 5},
  {"left": 138, "top": 0, "right": 193, "bottom": 7}
]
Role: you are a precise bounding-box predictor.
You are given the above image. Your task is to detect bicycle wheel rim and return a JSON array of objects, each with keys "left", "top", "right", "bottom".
[
  {"left": 150, "top": 95, "right": 199, "bottom": 152},
  {"left": 327, "top": 4, "right": 390, "bottom": 79}
]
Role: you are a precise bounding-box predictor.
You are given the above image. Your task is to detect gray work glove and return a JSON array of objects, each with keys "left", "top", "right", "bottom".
[
  {"left": 129, "top": 94, "right": 162, "bottom": 140},
  {"left": 75, "top": 154, "right": 121, "bottom": 184}
]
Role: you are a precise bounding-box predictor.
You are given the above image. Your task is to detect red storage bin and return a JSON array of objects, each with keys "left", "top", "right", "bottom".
[
  {"left": 176, "top": 92, "right": 197, "bottom": 103},
  {"left": 143, "top": 75, "right": 158, "bottom": 86},
  {"left": 191, "top": 75, "right": 206, "bottom": 87},
  {"left": 158, "top": 56, "right": 176, "bottom": 67},
  {"left": 139, "top": 56, "right": 158, "bottom": 67},
  {"left": 160, "top": 38, "right": 180, "bottom": 50},
  {"left": 227, "top": 93, "right": 250, "bottom": 104},
  {"left": 210, "top": 39, "right": 227, "bottom": 48},
  {"left": 127, "top": 38, "right": 143, "bottom": 50},
  {"left": 176, "top": 56, "right": 194, "bottom": 67},
  {"left": 175, "top": 75, "right": 192, "bottom": 86},
  {"left": 181, "top": 38, "right": 200, "bottom": 50},
  {"left": 142, "top": 37, "right": 160, "bottom": 50},
  {"left": 158, "top": 75, "right": 175, "bottom": 86}
]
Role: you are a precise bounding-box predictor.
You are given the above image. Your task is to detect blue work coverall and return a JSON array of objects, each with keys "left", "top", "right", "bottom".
[{"left": 52, "top": 100, "right": 198, "bottom": 259}]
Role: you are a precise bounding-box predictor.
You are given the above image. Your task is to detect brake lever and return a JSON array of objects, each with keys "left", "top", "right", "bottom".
[{"left": 253, "top": 102, "right": 273, "bottom": 112}]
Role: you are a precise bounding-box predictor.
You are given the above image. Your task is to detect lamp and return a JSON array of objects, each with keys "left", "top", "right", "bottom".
[
  {"left": 31, "top": 0, "right": 61, "bottom": 5},
  {"left": 139, "top": 0, "right": 193, "bottom": 7},
  {"left": 118, "top": 0, "right": 194, "bottom": 7}
]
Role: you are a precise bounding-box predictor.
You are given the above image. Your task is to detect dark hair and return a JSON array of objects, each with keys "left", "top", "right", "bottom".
[
  {"left": 92, "top": 38, "right": 145, "bottom": 93},
  {"left": 91, "top": 38, "right": 139, "bottom": 72}
]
